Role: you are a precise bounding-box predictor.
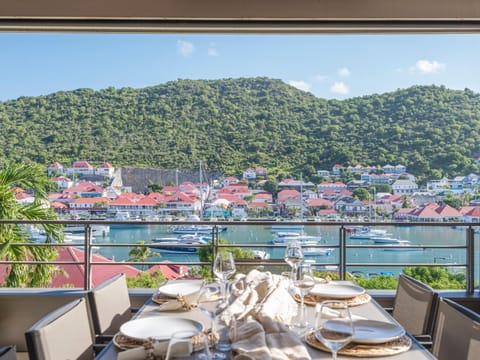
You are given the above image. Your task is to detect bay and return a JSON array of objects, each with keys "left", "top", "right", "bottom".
[{"left": 91, "top": 224, "right": 479, "bottom": 281}]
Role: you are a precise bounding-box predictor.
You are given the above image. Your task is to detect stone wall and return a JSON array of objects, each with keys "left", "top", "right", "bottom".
[{"left": 120, "top": 166, "right": 220, "bottom": 193}]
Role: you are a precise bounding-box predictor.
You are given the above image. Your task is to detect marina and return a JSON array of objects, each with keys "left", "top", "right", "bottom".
[{"left": 89, "top": 223, "right": 474, "bottom": 278}]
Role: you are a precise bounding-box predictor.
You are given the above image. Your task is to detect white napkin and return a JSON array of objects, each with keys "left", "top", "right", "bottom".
[
  {"left": 226, "top": 270, "right": 313, "bottom": 360},
  {"left": 315, "top": 304, "right": 366, "bottom": 321},
  {"left": 117, "top": 339, "right": 191, "bottom": 360},
  {"left": 157, "top": 290, "right": 202, "bottom": 311}
]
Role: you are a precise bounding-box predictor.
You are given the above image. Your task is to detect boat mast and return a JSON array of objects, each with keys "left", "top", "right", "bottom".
[{"left": 199, "top": 160, "right": 203, "bottom": 220}]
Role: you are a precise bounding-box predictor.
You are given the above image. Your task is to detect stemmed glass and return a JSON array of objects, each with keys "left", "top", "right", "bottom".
[
  {"left": 291, "top": 261, "right": 315, "bottom": 332},
  {"left": 314, "top": 301, "right": 354, "bottom": 360},
  {"left": 213, "top": 252, "right": 236, "bottom": 303},
  {"left": 197, "top": 282, "right": 227, "bottom": 360},
  {"left": 284, "top": 240, "right": 304, "bottom": 279}
]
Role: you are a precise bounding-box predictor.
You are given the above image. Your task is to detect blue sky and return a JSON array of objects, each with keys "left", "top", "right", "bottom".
[{"left": 0, "top": 33, "right": 479, "bottom": 101}]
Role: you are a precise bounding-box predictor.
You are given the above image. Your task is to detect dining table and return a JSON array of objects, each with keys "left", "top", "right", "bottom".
[{"left": 94, "top": 278, "right": 437, "bottom": 360}]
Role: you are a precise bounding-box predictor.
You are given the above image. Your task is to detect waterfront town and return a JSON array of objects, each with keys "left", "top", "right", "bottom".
[{"left": 15, "top": 160, "right": 480, "bottom": 223}]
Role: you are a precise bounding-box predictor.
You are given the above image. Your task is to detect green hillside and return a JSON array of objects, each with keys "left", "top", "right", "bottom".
[{"left": 1, "top": 77, "right": 479, "bottom": 183}]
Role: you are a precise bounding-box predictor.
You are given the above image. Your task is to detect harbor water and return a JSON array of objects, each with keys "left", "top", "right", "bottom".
[{"left": 91, "top": 224, "right": 479, "bottom": 281}]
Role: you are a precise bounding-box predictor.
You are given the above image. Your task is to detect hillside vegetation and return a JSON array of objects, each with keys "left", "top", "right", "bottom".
[{"left": 1, "top": 77, "right": 479, "bottom": 184}]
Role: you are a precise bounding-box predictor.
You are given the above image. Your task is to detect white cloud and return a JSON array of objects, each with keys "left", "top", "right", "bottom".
[
  {"left": 177, "top": 40, "right": 194, "bottom": 57},
  {"left": 330, "top": 81, "right": 350, "bottom": 95},
  {"left": 208, "top": 48, "right": 219, "bottom": 56},
  {"left": 338, "top": 67, "right": 351, "bottom": 77},
  {"left": 415, "top": 59, "right": 446, "bottom": 73},
  {"left": 289, "top": 80, "right": 311, "bottom": 92}
]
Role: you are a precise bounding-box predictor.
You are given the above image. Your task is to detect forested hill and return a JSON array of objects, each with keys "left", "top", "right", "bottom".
[{"left": 1, "top": 77, "right": 479, "bottom": 183}]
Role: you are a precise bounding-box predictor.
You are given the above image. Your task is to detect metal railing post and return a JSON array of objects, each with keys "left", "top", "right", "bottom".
[
  {"left": 84, "top": 224, "right": 92, "bottom": 291},
  {"left": 466, "top": 226, "right": 475, "bottom": 293},
  {"left": 339, "top": 226, "right": 346, "bottom": 280}
]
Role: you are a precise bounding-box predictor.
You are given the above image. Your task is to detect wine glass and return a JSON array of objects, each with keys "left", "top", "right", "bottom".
[
  {"left": 213, "top": 252, "right": 236, "bottom": 303},
  {"left": 197, "top": 282, "right": 227, "bottom": 360},
  {"left": 291, "top": 261, "right": 315, "bottom": 332},
  {"left": 165, "top": 330, "right": 211, "bottom": 360},
  {"left": 314, "top": 301, "right": 354, "bottom": 360},
  {"left": 284, "top": 240, "right": 304, "bottom": 279}
]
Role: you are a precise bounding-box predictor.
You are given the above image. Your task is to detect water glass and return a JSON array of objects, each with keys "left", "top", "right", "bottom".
[
  {"left": 291, "top": 261, "right": 315, "bottom": 332},
  {"left": 213, "top": 252, "right": 236, "bottom": 302},
  {"left": 284, "top": 241, "right": 304, "bottom": 274},
  {"left": 314, "top": 301, "right": 354, "bottom": 360}
]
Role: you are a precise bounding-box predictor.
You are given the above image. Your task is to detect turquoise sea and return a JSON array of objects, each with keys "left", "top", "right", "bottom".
[{"left": 91, "top": 224, "right": 480, "bottom": 282}]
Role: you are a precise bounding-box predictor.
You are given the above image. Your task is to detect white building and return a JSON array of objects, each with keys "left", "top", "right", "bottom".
[{"left": 392, "top": 179, "right": 418, "bottom": 195}]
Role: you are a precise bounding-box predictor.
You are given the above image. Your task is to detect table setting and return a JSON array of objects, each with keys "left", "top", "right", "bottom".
[{"left": 97, "top": 246, "right": 433, "bottom": 360}]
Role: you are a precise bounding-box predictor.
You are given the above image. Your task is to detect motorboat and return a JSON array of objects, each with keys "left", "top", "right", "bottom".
[
  {"left": 171, "top": 224, "right": 227, "bottom": 234},
  {"left": 302, "top": 246, "right": 334, "bottom": 256},
  {"left": 149, "top": 234, "right": 208, "bottom": 253},
  {"left": 372, "top": 237, "right": 410, "bottom": 244},
  {"left": 349, "top": 228, "right": 390, "bottom": 240},
  {"left": 271, "top": 234, "right": 321, "bottom": 245}
]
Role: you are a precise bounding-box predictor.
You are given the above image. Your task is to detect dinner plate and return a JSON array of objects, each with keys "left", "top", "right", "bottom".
[
  {"left": 120, "top": 317, "right": 203, "bottom": 341},
  {"left": 158, "top": 280, "right": 203, "bottom": 298},
  {"left": 352, "top": 320, "right": 405, "bottom": 344},
  {"left": 310, "top": 282, "right": 365, "bottom": 299}
]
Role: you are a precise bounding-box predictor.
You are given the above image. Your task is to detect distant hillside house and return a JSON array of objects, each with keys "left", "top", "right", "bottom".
[
  {"left": 242, "top": 168, "right": 256, "bottom": 181},
  {"left": 382, "top": 164, "right": 407, "bottom": 175},
  {"left": 69, "top": 196, "right": 110, "bottom": 215},
  {"left": 223, "top": 176, "right": 240, "bottom": 186},
  {"left": 278, "top": 178, "right": 315, "bottom": 190},
  {"left": 63, "top": 182, "right": 105, "bottom": 198},
  {"left": 51, "top": 176, "right": 73, "bottom": 190},
  {"left": 407, "top": 203, "right": 462, "bottom": 222},
  {"left": 255, "top": 167, "right": 267, "bottom": 177},
  {"left": 360, "top": 173, "right": 391, "bottom": 184},
  {"left": 392, "top": 179, "right": 418, "bottom": 195},
  {"left": 317, "top": 170, "right": 330, "bottom": 178},
  {"left": 108, "top": 192, "right": 158, "bottom": 216},
  {"left": 47, "top": 161, "right": 115, "bottom": 178},
  {"left": 335, "top": 197, "right": 368, "bottom": 217},
  {"left": 317, "top": 181, "right": 347, "bottom": 194}
]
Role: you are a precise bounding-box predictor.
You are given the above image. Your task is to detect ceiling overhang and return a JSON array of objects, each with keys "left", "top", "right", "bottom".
[{"left": 1, "top": 0, "right": 480, "bottom": 33}]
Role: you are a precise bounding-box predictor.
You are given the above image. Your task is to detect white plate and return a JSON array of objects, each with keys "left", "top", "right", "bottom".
[
  {"left": 310, "top": 282, "right": 365, "bottom": 299},
  {"left": 352, "top": 320, "right": 405, "bottom": 344},
  {"left": 158, "top": 280, "right": 203, "bottom": 298},
  {"left": 120, "top": 317, "right": 203, "bottom": 341}
]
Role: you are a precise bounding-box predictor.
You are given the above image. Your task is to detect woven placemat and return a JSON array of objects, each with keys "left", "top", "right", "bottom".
[
  {"left": 305, "top": 331, "right": 412, "bottom": 357},
  {"left": 294, "top": 292, "right": 371, "bottom": 307},
  {"left": 113, "top": 332, "right": 219, "bottom": 351}
]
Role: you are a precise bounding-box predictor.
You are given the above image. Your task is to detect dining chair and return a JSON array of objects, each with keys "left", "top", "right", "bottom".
[
  {"left": 87, "top": 273, "right": 132, "bottom": 338},
  {"left": 24, "top": 297, "right": 95, "bottom": 360},
  {"left": 392, "top": 274, "right": 438, "bottom": 339},
  {"left": 0, "top": 345, "right": 16, "bottom": 360},
  {"left": 431, "top": 298, "right": 480, "bottom": 360}
]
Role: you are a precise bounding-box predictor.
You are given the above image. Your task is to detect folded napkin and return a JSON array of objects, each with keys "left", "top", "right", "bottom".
[
  {"left": 316, "top": 304, "right": 366, "bottom": 321},
  {"left": 224, "top": 270, "right": 312, "bottom": 360},
  {"left": 117, "top": 338, "right": 191, "bottom": 360}
]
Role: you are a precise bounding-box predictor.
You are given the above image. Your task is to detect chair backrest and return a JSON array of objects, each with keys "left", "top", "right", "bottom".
[
  {"left": 87, "top": 273, "right": 131, "bottom": 336},
  {"left": 0, "top": 345, "right": 17, "bottom": 360},
  {"left": 24, "top": 297, "right": 94, "bottom": 360},
  {"left": 392, "top": 273, "right": 438, "bottom": 336},
  {"left": 432, "top": 298, "right": 480, "bottom": 360}
]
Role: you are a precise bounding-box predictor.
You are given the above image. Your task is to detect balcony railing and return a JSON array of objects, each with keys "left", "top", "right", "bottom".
[{"left": 0, "top": 219, "right": 478, "bottom": 291}]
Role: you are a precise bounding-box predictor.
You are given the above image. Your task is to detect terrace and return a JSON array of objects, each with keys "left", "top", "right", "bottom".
[
  {"left": 1, "top": 0, "right": 480, "bottom": 358},
  {"left": 1, "top": 219, "right": 479, "bottom": 357}
]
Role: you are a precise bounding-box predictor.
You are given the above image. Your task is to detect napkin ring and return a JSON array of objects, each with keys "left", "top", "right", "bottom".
[
  {"left": 143, "top": 338, "right": 156, "bottom": 360},
  {"left": 176, "top": 295, "right": 196, "bottom": 311}
]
